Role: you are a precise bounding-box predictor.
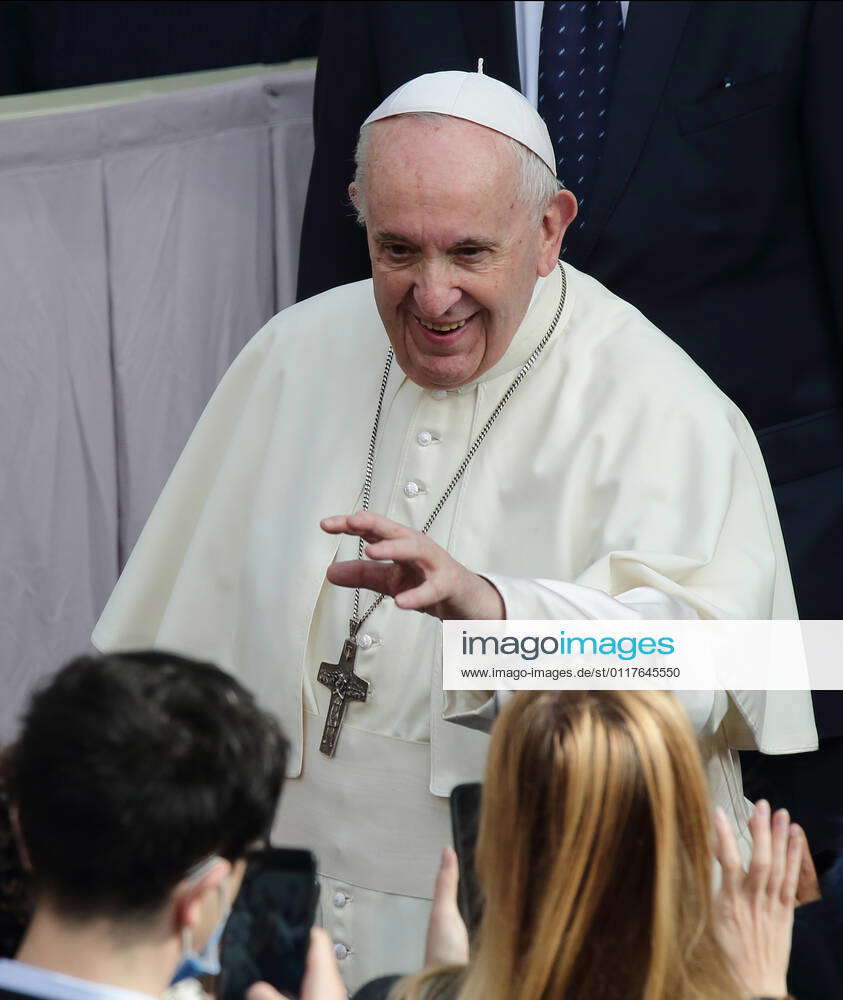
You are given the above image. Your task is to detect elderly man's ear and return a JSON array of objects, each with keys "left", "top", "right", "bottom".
[
  {"left": 348, "top": 182, "right": 362, "bottom": 220},
  {"left": 537, "top": 189, "right": 578, "bottom": 276}
]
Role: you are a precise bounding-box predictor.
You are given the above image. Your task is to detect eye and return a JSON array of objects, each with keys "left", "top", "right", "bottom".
[
  {"left": 455, "top": 246, "right": 489, "bottom": 259},
  {"left": 383, "top": 243, "right": 412, "bottom": 258}
]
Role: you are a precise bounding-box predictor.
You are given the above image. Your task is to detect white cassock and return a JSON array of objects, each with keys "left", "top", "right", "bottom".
[{"left": 93, "top": 263, "right": 816, "bottom": 991}]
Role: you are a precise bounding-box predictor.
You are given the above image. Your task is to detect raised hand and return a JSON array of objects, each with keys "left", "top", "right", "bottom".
[
  {"left": 713, "top": 800, "right": 801, "bottom": 998},
  {"left": 320, "top": 511, "right": 505, "bottom": 620},
  {"left": 424, "top": 847, "right": 470, "bottom": 967}
]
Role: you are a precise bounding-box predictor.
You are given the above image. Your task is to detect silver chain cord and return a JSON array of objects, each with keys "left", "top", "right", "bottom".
[
  {"left": 350, "top": 349, "right": 394, "bottom": 630},
  {"left": 348, "top": 262, "right": 567, "bottom": 637}
]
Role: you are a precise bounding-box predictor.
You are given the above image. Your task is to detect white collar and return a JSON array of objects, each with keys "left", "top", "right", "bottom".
[{"left": 0, "top": 960, "right": 158, "bottom": 1000}]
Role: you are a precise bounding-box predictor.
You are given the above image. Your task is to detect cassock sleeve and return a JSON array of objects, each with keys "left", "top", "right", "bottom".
[
  {"left": 443, "top": 573, "right": 817, "bottom": 755},
  {"left": 441, "top": 362, "right": 817, "bottom": 757}
]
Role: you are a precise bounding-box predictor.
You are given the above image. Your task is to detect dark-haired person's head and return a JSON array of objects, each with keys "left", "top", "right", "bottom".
[
  {"left": 0, "top": 745, "right": 31, "bottom": 958},
  {"left": 4, "top": 651, "right": 288, "bottom": 996}
]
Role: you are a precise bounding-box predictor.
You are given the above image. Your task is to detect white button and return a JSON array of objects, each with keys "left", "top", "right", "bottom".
[
  {"left": 357, "top": 633, "right": 373, "bottom": 649},
  {"left": 332, "top": 891, "right": 349, "bottom": 908},
  {"left": 403, "top": 481, "right": 420, "bottom": 498},
  {"left": 431, "top": 389, "right": 448, "bottom": 400},
  {"left": 416, "top": 430, "right": 433, "bottom": 447},
  {"left": 334, "top": 943, "right": 349, "bottom": 961}
]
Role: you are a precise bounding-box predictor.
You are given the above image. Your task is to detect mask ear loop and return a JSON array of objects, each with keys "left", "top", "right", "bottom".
[
  {"left": 179, "top": 855, "right": 224, "bottom": 958},
  {"left": 216, "top": 875, "right": 231, "bottom": 923},
  {"left": 185, "top": 854, "right": 223, "bottom": 883},
  {"left": 181, "top": 926, "right": 194, "bottom": 959}
]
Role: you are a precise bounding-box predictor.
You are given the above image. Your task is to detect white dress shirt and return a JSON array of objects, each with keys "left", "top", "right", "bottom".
[{"left": 0, "top": 961, "right": 154, "bottom": 1000}]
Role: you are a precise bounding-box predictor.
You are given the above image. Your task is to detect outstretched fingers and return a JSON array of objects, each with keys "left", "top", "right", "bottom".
[
  {"left": 713, "top": 807, "right": 743, "bottom": 893},
  {"left": 782, "top": 823, "right": 803, "bottom": 906},
  {"left": 394, "top": 579, "right": 445, "bottom": 611},
  {"left": 326, "top": 559, "right": 401, "bottom": 594},
  {"left": 320, "top": 511, "right": 493, "bottom": 619},
  {"left": 321, "top": 511, "right": 412, "bottom": 545},
  {"left": 365, "top": 535, "right": 433, "bottom": 565},
  {"left": 713, "top": 801, "right": 797, "bottom": 999},
  {"left": 767, "top": 807, "right": 790, "bottom": 897},
  {"left": 747, "top": 800, "right": 772, "bottom": 894}
]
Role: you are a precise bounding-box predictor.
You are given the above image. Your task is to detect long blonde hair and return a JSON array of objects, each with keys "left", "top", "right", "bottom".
[{"left": 397, "top": 691, "right": 743, "bottom": 1000}]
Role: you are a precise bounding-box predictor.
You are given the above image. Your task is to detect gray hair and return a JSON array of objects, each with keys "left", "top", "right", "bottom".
[{"left": 352, "top": 112, "right": 562, "bottom": 226}]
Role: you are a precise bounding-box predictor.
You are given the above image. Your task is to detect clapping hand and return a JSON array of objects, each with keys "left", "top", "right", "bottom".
[
  {"left": 792, "top": 823, "right": 821, "bottom": 905},
  {"left": 713, "top": 800, "right": 801, "bottom": 998}
]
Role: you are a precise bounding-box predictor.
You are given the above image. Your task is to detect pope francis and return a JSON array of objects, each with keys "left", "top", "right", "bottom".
[{"left": 93, "top": 70, "right": 816, "bottom": 989}]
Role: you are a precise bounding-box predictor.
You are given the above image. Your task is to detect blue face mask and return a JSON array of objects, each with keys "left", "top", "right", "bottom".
[{"left": 171, "top": 858, "right": 231, "bottom": 985}]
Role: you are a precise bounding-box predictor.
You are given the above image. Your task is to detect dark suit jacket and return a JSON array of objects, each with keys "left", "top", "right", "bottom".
[
  {"left": 788, "top": 853, "right": 843, "bottom": 999},
  {"left": 298, "top": 1, "right": 843, "bottom": 733},
  {"left": 789, "top": 897, "right": 843, "bottom": 1000}
]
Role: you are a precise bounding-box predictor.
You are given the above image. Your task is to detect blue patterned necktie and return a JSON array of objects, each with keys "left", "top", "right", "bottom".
[{"left": 538, "top": 1, "right": 624, "bottom": 231}]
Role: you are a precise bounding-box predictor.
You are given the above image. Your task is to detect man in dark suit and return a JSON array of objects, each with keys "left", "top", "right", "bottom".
[{"left": 297, "top": 1, "right": 843, "bottom": 857}]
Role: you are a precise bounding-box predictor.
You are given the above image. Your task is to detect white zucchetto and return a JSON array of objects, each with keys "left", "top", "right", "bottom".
[{"left": 362, "top": 68, "right": 557, "bottom": 176}]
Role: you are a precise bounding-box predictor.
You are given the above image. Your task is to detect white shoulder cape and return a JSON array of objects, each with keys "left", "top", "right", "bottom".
[{"left": 93, "top": 265, "right": 817, "bottom": 788}]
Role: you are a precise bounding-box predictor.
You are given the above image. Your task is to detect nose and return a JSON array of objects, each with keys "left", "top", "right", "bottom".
[{"left": 412, "top": 261, "right": 462, "bottom": 319}]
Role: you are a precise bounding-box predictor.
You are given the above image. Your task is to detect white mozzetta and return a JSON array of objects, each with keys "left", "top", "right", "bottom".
[{"left": 93, "top": 263, "right": 815, "bottom": 989}]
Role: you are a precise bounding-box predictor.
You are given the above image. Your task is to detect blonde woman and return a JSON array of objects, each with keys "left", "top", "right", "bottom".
[{"left": 390, "top": 691, "right": 801, "bottom": 1000}]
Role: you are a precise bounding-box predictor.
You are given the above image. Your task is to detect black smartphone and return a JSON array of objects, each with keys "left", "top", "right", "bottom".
[
  {"left": 449, "top": 782, "right": 483, "bottom": 937},
  {"left": 219, "top": 847, "right": 319, "bottom": 1000}
]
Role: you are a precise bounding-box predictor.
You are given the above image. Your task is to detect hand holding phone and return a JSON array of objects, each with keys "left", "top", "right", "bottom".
[
  {"left": 220, "top": 847, "right": 319, "bottom": 1000},
  {"left": 424, "top": 848, "right": 469, "bottom": 967},
  {"left": 246, "top": 929, "right": 345, "bottom": 1000},
  {"left": 449, "top": 783, "right": 483, "bottom": 937}
]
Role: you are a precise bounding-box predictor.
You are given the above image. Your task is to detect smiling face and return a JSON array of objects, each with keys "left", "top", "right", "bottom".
[{"left": 352, "top": 116, "right": 574, "bottom": 389}]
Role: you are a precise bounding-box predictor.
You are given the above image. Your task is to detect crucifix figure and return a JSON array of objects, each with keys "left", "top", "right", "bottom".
[{"left": 318, "top": 638, "right": 369, "bottom": 757}]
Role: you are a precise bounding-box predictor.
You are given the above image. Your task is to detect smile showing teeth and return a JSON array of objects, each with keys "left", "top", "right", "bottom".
[{"left": 417, "top": 317, "right": 468, "bottom": 333}]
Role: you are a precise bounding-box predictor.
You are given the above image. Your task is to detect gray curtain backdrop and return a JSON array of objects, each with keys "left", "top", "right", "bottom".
[{"left": 0, "top": 66, "right": 315, "bottom": 739}]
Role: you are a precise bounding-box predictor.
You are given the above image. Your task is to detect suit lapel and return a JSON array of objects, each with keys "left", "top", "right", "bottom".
[{"left": 565, "top": 1, "right": 693, "bottom": 266}]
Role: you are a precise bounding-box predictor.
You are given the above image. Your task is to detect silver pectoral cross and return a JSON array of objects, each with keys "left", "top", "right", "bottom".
[{"left": 317, "top": 638, "right": 369, "bottom": 757}]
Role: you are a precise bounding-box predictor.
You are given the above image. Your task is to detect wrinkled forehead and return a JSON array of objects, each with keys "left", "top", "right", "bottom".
[{"left": 363, "top": 116, "right": 521, "bottom": 212}]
